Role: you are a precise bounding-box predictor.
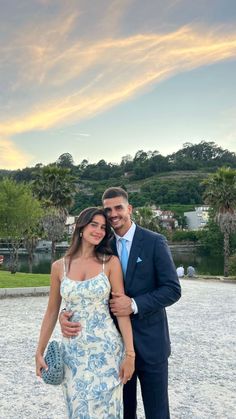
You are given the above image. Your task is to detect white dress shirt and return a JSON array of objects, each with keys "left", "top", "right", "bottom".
[{"left": 114, "top": 222, "right": 138, "bottom": 314}]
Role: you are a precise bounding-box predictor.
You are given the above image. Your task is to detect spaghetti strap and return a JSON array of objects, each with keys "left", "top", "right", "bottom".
[
  {"left": 62, "top": 257, "right": 67, "bottom": 278},
  {"left": 102, "top": 254, "right": 106, "bottom": 272}
]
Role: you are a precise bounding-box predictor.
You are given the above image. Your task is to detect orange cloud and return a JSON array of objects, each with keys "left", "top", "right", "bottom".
[
  {"left": 1, "top": 1, "right": 236, "bottom": 171},
  {"left": 0, "top": 138, "right": 32, "bottom": 169},
  {"left": 0, "top": 26, "right": 236, "bottom": 138}
]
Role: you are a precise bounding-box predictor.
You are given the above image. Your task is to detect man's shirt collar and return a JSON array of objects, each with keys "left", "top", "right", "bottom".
[{"left": 114, "top": 221, "right": 136, "bottom": 243}]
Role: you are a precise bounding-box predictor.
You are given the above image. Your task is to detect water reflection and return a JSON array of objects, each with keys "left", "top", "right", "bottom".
[
  {"left": 172, "top": 251, "right": 224, "bottom": 276},
  {"left": 1, "top": 249, "right": 224, "bottom": 276},
  {"left": 2, "top": 252, "right": 64, "bottom": 274}
]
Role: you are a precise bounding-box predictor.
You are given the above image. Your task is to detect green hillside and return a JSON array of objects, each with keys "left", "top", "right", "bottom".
[{"left": 1, "top": 141, "right": 236, "bottom": 214}]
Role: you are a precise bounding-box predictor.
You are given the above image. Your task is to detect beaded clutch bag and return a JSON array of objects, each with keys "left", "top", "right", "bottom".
[{"left": 41, "top": 340, "right": 64, "bottom": 385}]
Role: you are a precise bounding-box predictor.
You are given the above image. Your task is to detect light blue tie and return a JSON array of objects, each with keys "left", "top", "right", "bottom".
[{"left": 120, "top": 238, "right": 128, "bottom": 277}]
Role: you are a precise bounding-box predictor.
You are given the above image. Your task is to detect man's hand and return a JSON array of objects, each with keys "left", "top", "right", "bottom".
[
  {"left": 59, "top": 310, "right": 82, "bottom": 337},
  {"left": 109, "top": 292, "right": 133, "bottom": 316}
]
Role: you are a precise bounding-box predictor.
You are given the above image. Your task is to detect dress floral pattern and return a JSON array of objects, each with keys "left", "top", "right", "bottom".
[{"left": 60, "top": 265, "right": 124, "bottom": 419}]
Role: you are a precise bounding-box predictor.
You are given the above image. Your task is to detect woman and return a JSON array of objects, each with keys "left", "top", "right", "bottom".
[{"left": 35, "top": 207, "right": 135, "bottom": 418}]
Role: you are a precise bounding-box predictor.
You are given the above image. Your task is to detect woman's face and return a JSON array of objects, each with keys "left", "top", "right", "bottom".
[{"left": 81, "top": 214, "right": 106, "bottom": 246}]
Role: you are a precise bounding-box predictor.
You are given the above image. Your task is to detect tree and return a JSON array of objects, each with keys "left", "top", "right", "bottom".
[
  {"left": 24, "top": 236, "right": 39, "bottom": 273},
  {"left": 23, "top": 220, "right": 43, "bottom": 273},
  {"left": 33, "top": 165, "right": 76, "bottom": 214},
  {"left": 203, "top": 167, "right": 236, "bottom": 276},
  {"left": 0, "top": 179, "right": 42, "bottom": 273},
  {"left": 228, "top": 253, "right": 236, "bottom": 276},
  {"left": 56, "top": 153, "right": 74, "bottom": 168},
  {"left": 80, "top": 159, "right": 89, "bottom": 170},
  {"left": 196, "top": 213, "right": 223, "bottom": 257},
  {"left": 133, "top": 150, "right": 149, "bottom": 163},
  {"left": 13, "top": 167, "right": 37, "bottom": 182},
  {"left": 132, "top": 207, "right": 160, "bottom": 232},
  {"left": 168, "top": 141, "right": 236, "bottom": 170},
  {"left": 33, "top": 165, "right": 76, "bottom": 261},
  {"left": 42, "top": 207, "right": 66, "bottom": 261}
]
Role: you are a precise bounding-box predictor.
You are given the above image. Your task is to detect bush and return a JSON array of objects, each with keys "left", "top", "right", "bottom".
[
  {"left": 228, "top": 254, "right": 236, "bottom": 276},
  {"left": 171, "top": 230, "right": 201, "bottom": 242}
]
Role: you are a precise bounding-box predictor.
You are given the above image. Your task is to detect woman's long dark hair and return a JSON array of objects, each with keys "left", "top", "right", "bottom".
[{"left": 65, "top": 207, "right": 113, "bottom": 268}]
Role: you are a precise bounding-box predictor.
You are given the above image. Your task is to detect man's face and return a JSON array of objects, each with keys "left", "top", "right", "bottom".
[{"left": 103, "top": 196, "right": 132, "bottom": 236}]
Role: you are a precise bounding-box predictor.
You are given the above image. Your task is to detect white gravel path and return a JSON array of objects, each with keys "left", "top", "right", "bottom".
[{"left": 0, "top": 279, "right": 235, "bottom": 419}]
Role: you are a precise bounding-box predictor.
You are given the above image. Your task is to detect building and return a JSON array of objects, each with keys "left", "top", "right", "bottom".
[
  {"left": 150, "top": 206, "right": 178, "bottom": 230},
  {"left": 184, "top": 206, "right": 210, "bottom": 230},
  {"left": 65, "top": 215, "right": 76, "bottom": 235},
  {"left": 158, "top": 210, "right": 178, "bottom": 230}
]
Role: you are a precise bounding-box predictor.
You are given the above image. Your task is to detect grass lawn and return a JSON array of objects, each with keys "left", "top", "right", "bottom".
[
  {"left": 0, "top": 270, "right": 50, "bottom": 288},
  {"left": 1, "top": 270, "right": 235, "bottom": 289}
]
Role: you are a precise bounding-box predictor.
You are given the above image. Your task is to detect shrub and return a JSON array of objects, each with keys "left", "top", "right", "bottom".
[
  {"left": 171, "top": 230, "right": 201, "bottom": 242},
  {"left": 228, "top": 254, "right": 236, "bottom": 276}
]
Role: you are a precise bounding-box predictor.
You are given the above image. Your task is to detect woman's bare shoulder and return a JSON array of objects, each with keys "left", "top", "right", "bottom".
[
  {"left": 51, "top": 258, "right": 64, "bottom": 274},
  {"left": 106, "top": 255, "right": 121, "bottom": 268}
]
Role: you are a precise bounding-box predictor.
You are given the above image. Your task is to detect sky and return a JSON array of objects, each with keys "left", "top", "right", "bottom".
[{"left": 0, "top": 0, "right": 236, "bottom": 169}]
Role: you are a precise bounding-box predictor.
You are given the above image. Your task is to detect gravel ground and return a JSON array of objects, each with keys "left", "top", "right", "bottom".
[{"left": 0, "top": 279, "right": 235, "bottom": 419}]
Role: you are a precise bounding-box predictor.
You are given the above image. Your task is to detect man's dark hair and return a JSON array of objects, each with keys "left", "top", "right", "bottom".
[{"left": 102, "top": 187, "right": 128, "bottom": 202}]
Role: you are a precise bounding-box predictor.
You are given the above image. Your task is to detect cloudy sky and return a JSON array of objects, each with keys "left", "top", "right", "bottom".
[{"left": 1, "top": 0, "right": 236, "bottom": 169}]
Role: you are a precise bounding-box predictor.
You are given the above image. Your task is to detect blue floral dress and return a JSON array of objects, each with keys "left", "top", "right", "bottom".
[{"left": 60, "top": 258, "right": 124, "bottom": 419}]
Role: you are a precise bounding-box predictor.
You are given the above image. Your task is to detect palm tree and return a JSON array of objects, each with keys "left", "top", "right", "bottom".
[
  {"left": 33, "top": 165, "right": 76, "bottom": 213},
  {"left": 203, "top": 167, "right": 236, "bottom": 276},
  {"left": 33, "top": 165, "right": 76, "bottom": 261},
  {"left": 133, "top": 207, "right": 160, "bottom": 232},
  {"left": 42, "top": 207, "right": 66, "bottom": 262}
]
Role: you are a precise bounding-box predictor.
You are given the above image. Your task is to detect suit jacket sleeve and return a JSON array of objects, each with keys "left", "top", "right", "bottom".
[{"left": 134, "top": 234, "right": 181, "bottom": 319}]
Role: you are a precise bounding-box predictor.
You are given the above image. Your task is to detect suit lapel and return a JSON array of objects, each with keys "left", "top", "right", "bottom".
[
  {"left": 126, "top": 226, "right": 144, "bottom": 285},
  {"left": 111, "top": 227, "right": 144, "bottom": 288}
]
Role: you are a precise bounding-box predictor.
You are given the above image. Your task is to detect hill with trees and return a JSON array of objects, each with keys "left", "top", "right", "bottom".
[{"left": 1, "top": 141, "right": 236, "bottom": 215}]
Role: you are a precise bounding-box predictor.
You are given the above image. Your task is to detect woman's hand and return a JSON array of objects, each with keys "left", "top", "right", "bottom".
[
  {"left": 119, "top": 356, "right": 135, "bottom": 384},
  {"left": 35, "top": 351, "right": 48, "bottom": 378}
]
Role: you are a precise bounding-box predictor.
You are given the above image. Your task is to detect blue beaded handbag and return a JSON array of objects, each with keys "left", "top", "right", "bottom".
[{"left": 41, "top": 340, "right": 64, "bottom": 385}]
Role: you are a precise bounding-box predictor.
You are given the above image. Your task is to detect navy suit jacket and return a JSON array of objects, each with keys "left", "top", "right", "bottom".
[{"left": 111, "top": 225, "right": 181, "bottom": 369}]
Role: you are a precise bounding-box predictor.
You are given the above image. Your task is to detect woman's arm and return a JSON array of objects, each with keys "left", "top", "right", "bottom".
[
  {"left": 35, "top": 260, "right": 62, "bottom": 377},
  {"left": 108, "top": 256, "right": 135, "bottom": 383}
]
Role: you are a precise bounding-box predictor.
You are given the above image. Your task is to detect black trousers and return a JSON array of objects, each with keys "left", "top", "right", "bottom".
[{"left": 123, "top": 360, "right": 170, "bottom": 419}]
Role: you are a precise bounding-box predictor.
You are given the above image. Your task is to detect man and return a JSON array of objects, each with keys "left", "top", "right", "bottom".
[
  {"left": 187, "top": 265, "right": 196, "bottom": 278},
  {"left": 60, "top": 187, "right": 181, "bottom": 418},
  {"left": 176, "top": 265, "right": 185, "bottom": 278}
]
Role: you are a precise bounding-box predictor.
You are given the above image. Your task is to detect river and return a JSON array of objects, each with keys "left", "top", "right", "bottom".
[{"left": 1, "top": 247, "right": 224, "bottom": 276}]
